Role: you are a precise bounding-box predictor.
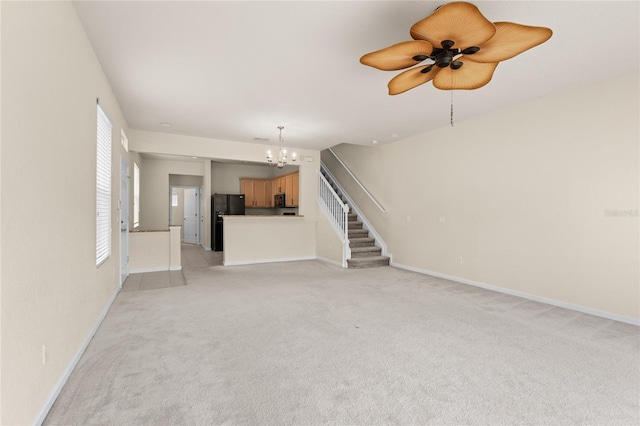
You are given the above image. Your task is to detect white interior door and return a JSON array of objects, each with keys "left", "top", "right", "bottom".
[
  {"left": 120, "top": 159, "right": 129, "bottom": 285},
  {"left": 183, "top": 188, "right": 198, "bottom": 244},
  {"left": 199, "top": 187, "right": 204, "bottom": 246}
]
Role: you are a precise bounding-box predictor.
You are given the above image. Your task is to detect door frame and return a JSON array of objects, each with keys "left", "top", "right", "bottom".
[{"left": 119, "top": 158, "right": 130, "bottom": 287}]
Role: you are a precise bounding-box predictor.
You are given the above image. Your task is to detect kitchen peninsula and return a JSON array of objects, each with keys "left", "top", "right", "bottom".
[{"left": 221, "top": 214, "right": 312, "bottom": 266}]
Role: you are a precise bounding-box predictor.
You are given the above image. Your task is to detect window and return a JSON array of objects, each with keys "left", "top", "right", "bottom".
[
  {"left": 172, "top": 193, "right": 179, "bottom": 207},
  {"left": 133, "top": 162, "right": 140, "bottom": 229},
  {"left": 120, "top": 128, "right": 129, "bottom": 152},
  {"left": 96, "top": 103, "right": 112, "bottom": 266}
]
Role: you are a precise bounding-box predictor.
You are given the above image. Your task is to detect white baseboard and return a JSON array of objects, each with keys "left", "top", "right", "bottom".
[
  {"left": 390, "top": 262, "right": 639, "bottom": 326},
  {"left": 223, "top": 255, "right": 315, "bottom": 266},
  {"left": 201, "top": 244, "right": 211, "bottom": 251},
  {"left": 316, "top": 256, "right": 345, "bottom": 268},
  {"left": 33, "top": 284, "right": 121, "bottom": 425},
  {"left": 130, "top": 266, "right": 170, "bottom": 273},
  {"left": 169, "top": 266, "right": 182, "bottom": 271}
]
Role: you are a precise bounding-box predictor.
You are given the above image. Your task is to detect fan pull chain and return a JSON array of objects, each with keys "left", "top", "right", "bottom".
[
  {"left": 450, "top": 71, "right": 454, "bottom": 127},
  {"left": 450, "top": 91, "right": 454, "bottom": 127},
  {"left": 450, "top": 92, "right": 455, "bottom": 127}
]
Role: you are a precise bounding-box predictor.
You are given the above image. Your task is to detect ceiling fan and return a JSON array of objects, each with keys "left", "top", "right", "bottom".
[{"left": 360, "top": 2, "right": 552, "bottom": 95}]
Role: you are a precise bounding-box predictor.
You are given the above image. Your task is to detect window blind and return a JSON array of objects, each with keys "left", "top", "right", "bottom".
[{"left": 96, "top": 103, "right": 112, "bottom": 266}]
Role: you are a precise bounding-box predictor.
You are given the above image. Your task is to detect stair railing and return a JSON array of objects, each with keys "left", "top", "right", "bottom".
[
  {"left": 327, "top": 147, "right": 386, "bottom": 213},
  {"left": 317, "top": 169, "right": 350, "bottom": 267},
  {"left": 321, "top": 162, "right": 389, "bottom": 260}
]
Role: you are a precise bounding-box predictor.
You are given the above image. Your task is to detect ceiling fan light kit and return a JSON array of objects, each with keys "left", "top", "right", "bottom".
[{"left": 360, "top": 1, "right": 553, "bottom": 95}]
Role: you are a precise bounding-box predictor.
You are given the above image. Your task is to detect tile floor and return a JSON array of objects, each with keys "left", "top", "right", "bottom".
[
  {"left": 121, "top": 243, "right": 223, "bottom": 291},
  {"left": 181, "top": 242, "right": 223, "bottom": 268}
]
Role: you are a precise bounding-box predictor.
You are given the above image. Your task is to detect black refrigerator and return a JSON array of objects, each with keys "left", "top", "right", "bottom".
[{"left": 212, "top": 194, "right": 245, "bottom": 251}]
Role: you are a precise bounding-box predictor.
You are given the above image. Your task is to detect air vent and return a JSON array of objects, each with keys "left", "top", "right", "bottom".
[{"left": 253, "top": 137, "right": 270, "bottom": 142}]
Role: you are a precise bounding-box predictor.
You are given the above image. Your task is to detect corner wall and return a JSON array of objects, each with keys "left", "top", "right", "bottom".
[
  {"left": 1, "top": 2, "right": 134, "bottom": 423},
  {"left": 330, "top": 71, "right": 639, "bottom": 322}
]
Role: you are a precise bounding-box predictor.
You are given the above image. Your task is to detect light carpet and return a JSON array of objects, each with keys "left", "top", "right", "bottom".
[{"left": 44, "top": 261, "right": 639, "bottom": 425}]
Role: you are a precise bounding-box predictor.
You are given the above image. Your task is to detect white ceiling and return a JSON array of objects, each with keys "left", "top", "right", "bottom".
[{"left": 73, "top": 1, "right": 639, "bottom": 151}]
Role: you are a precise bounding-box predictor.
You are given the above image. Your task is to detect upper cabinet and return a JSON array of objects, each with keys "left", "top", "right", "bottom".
[
  {"left": 241, "top": 171, "right": 299, "bottom": 208},
  {"left": 291, "top": 172, "right": 299, "bottom": 207},
  {"left": 284, "top": 173, "right": 299, "bottom": 207},
  {"left": 240, "top": 178, "right": 273, "bottom": 208}
]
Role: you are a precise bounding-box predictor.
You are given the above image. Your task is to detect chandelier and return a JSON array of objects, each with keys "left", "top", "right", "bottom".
[{"left": 266, "top": 126, "right": 296, "bottom": 168}]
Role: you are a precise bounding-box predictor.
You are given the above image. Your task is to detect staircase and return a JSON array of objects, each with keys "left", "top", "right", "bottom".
[{"left": 320, "top": 168, "right": 390, "bottom": 269}]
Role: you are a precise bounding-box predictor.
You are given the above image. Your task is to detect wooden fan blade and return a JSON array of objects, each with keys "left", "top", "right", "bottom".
[
  {"left": 360, "top": 41, "right": 434, "bottom": 71},
  {"left": 465, "top": 22, "right": 553, "bottom": 63},
  {"left": 433, "top": 60, "right": 498, "bottom": 90},
  {"left": 388, "top": 65, "right": 441, "bottom": 95},
  {"left": 410, "top": 2, "right": 496, "bottom": 49}
]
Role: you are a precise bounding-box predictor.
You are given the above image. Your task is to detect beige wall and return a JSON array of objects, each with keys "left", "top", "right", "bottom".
[
  {"left": 139, "top": 158, "right": 205, "bottom": 231},
  {"left": 223, "top": 216, "right": 315, "bottom": 265},
  {"left": 130, "top": 130, "right": 320, "bottom": 251},
  {"left": 129, "top": 228, "right": 181, "bottom": 272},
  {"left": 211, "top": 162, "right": 283, "bottom": 194},
  {"left": 328, "top": 71, "right": 640, "bottom": 322},
  {"left": 169, "top": 174, "right": 203, "bottom": 187},
  {"left": 1, "top": 2, "right": 136, "bottom": 423},
  {"left": 315, "top": 206, "right": 345, "bottom": 267}
]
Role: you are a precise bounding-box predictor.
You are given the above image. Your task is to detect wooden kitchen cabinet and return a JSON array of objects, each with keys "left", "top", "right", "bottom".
[
  {"left": 291, "top": 172, "right": 299, "bottom": 207},
  {"left": 274, "top": 172, "right": 299, "bottom": 207},
  {"left": 242, "top": 171, "right": 299, "bottom": 208},
  {"left": 274, "top": 176, "right": 285, "bottom": 194},
  {"left": 265, "top": 180, "right": 273, "bottom": 207},
  {"left": 240, "top": 179, "right": 254, "bottom": 208},
  {"left": 254, "top": 180, "right": 268, "bottom": 207},
  {"left": 284, "top": 174, "right": 293, "bottom": 206},
  {"left": 240, "top": 178, "right": 271, "bottom": 207}
]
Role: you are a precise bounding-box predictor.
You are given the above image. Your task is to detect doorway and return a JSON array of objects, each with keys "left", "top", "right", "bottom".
[
  {"left": 120, "top": 159, "right": 129, "bottom": 286},
  {"left": 170, "top": 185, "right": 201, "bottom": 244}
]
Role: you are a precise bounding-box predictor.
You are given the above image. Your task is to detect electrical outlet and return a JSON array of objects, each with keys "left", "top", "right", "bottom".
[
  {"left": 150, "top": 249, "right": 155, "bottom": 255},
  {"left": 457, "top": 256, "right": 463, "bottom": 265},
  {"left": 439, "top": 216, "right": 446, "bottom": 223}
]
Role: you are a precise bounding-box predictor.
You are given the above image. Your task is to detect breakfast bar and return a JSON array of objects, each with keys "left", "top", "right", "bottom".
[{"left": 221, "top": 215, "right": 314, "bottom": 266}]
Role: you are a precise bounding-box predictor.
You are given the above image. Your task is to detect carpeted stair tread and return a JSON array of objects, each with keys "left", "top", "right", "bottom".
[
  {"left": 350, "top": 246, "right": 380, "bottom": 253},
  {"left": 349, "top": 237, "right": 375, "bottom": 247},
  {"left": 348, "top": 221, "right": 363, "bottom": 229},
  {"left": 348, "top": 228, "right": 368, "bottom": 234},
  {"left": 347, "top": 256, "right": 390, "bottom": 268},
  {"left": 350, "top": 246, "right": 382, "bottom": 258}
]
